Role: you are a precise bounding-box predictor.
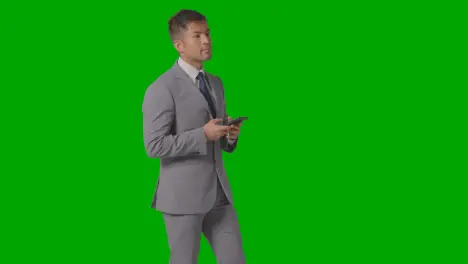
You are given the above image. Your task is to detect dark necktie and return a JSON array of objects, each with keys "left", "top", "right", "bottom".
[{"left": 196, "top": 72, "right": 217, "bottom": 117}]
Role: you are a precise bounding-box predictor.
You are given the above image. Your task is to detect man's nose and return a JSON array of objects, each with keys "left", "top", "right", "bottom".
[{"left": 201, "top": 34, "right": 211, "bottom": 44}]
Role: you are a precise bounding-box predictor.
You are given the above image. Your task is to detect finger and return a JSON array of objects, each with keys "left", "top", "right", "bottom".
[
  {"left": 211, "top": 118, "right": 223, "bottom": 124},
  {"left": 215, "top": 126, "right": 229, "bottom": 133},
  {"left": 221, "top": 127, "right": 232, "bottom": 133},
  {"left": 225, "top": 130, "right": 237, "bottom": 136}
]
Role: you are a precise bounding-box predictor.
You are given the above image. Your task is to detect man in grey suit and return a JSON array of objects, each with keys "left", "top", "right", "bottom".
[{"left": 142, "top": 10, "right": 246, "bottom": 264}]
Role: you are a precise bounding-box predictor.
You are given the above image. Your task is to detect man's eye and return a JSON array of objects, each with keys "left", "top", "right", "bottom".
[{"left": 194, "top": 35, "right": 200, "bottom": 38}]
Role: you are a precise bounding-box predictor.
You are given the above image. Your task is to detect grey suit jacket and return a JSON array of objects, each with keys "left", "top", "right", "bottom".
[{"left": 142, "top": 61, "right": 238, "bottom": 214}]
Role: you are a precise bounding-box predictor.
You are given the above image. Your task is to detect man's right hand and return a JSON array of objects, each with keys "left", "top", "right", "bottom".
[{"left": 203, "top": 118, "right": 231, "bottom": 141}]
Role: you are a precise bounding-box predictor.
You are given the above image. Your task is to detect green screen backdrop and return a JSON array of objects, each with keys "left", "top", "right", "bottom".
[{"left": 1, "top": 1, "right": 465, "bottom": 263}]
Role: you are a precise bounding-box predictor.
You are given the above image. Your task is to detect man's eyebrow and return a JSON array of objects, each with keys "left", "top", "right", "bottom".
[{"left": 193, "top": 29, "right": 210, "bottom": 34}]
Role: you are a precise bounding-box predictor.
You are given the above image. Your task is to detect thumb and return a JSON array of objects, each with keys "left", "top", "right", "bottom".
[{"left": 211, "top": 118, "right": 223, "bottom": 124}]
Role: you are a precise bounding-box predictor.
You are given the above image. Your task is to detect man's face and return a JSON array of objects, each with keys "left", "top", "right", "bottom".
[{"left": 176, "top": 21, "right": 212, "bottom": 63}]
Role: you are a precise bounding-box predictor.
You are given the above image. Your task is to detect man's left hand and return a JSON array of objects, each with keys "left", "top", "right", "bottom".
[{"left": 226, "top": 116, "right": 242, "bottom": 140}]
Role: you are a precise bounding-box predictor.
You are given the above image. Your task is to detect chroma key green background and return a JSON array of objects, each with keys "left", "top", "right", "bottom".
[{"left": 0, "top": 1, "right": 465, "bottom": 263}]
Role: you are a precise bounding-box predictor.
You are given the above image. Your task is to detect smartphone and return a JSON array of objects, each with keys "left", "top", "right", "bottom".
[{"left": 223, "top": 116, "right": 248, "bottom": 126}]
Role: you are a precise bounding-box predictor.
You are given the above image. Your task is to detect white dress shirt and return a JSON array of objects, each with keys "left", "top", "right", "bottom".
[{"left": 177, "top": 58, "right": 236, "bottom": 144}]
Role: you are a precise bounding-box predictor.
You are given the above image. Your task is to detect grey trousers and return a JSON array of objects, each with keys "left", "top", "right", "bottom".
[{"left": 162, "top": 180, "right": 246, "bottom": 264}]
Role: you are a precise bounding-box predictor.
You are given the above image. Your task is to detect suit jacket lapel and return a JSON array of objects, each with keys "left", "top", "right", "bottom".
[
  {"left": 205, "top": 74, "right": 223, "bottom": 118},
  {"left": 171, "top": 62, "right": 213, "bottom": 118}
]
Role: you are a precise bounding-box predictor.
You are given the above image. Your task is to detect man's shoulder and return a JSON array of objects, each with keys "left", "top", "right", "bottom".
[
  {"left": 206, "top": 71, "right": 221, "bottom": 81},
  {"left": 205, "top": 72, "right": 224, "bottom": 88},
  {"left": 147, "top": 66, "right": 178, "bottom": 90}
]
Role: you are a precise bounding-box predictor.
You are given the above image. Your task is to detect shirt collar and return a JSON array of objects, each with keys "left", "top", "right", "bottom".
[{"left": 177, "top": 57, "right": 205, "bottom": 84}]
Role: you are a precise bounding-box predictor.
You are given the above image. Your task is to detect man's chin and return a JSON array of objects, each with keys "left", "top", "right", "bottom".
[
  {"left": 201, "top": 54, "right": 212, "bottom": 61},
  {"left": 200, "top": 50, "right": 212, "bottom": 60}
]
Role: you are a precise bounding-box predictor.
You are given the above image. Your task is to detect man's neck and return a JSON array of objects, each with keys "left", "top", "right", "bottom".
[{"left": 180, "top": 56, "right": 203, "bottom": 70}]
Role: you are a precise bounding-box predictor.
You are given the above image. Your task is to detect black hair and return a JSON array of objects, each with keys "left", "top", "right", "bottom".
[{"left": 168, "top": 10, "right": 206, "bottom": 40}]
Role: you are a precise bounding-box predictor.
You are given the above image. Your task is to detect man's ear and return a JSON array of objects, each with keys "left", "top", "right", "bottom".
[{"left": 173, "top": 39, "right": 184, "bottom": 54}]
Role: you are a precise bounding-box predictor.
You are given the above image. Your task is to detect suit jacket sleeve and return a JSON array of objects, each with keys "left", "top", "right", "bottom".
[
  {"left": 218, "top": 77, "right": 238, "bottom": 153},
  {"left": 142, "top": 81, "right": 208, "bottom": 158}
]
